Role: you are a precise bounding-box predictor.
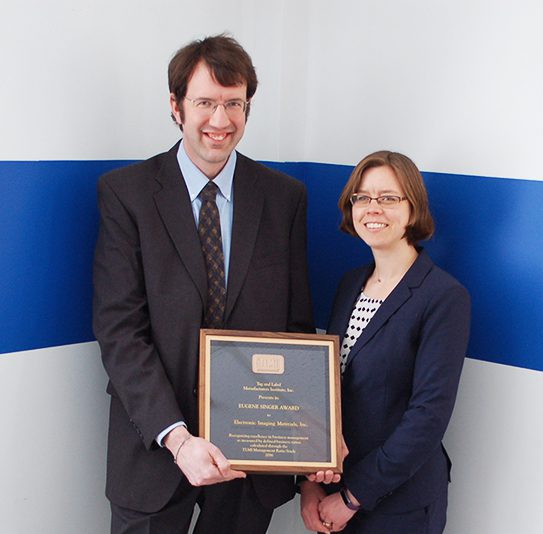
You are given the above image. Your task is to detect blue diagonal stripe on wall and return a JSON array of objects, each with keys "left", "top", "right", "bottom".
[
  {"left": 1, "top": 160, "right": 542, "bottom": 373},
  {"left": 1, "top": 161, "right": 135, "bottom": 353}
]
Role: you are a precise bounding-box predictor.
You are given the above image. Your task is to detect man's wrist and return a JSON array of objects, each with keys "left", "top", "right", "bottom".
[
  {"left": 172, "top": 434, "right": 192, "bottom": 464},
  {"left": 156, "top": 421, "right": 187, "bottom": 447},
  {"left": 164, "top": 425, "right": 191, "bottom": 456}
]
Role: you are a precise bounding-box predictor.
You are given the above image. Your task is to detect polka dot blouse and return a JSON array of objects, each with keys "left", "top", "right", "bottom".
[{"left": 340, "top": 291, "right": 383, "bottom": 374}]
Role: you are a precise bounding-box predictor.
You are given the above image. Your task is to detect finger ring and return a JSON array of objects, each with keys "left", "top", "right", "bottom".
[{"left": 322, "top": 520, "right": 332, "bottom": 528}]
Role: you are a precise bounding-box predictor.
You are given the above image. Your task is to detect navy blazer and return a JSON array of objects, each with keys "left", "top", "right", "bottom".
[{"left": 328, "top": 250, "right": 470, "bottom": 513}]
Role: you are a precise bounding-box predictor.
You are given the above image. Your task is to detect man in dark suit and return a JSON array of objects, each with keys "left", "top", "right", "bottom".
[{"left": 93, "top": 34, "right": 314, "bottom": 533}]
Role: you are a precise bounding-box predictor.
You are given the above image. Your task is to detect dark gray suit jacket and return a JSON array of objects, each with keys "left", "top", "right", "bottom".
[{"left": 93, "top": 142, "right": 314, "bottom": 512}]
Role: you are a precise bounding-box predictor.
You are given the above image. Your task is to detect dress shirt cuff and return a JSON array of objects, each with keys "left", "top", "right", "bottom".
[{"left": 156, "top": 421, "right": 187, "bottom": 447}]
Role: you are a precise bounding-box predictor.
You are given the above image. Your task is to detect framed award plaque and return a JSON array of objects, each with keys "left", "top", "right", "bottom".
[{"left": 198, "top": 329, "right": 342, "bottom": 474}]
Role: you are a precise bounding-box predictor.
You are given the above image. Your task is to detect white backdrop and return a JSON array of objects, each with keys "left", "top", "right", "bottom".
[{"left": 1, "top": 2, "right": 542, "bottom": 533}]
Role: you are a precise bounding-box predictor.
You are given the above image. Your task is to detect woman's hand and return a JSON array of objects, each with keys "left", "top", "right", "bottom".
[
  {"left": 306, "top": 436, "right": 349, "bottom": 484},
  {"left": 317, "top": 492, "right": 357, "bottom": 532},
  {"left": 306, "top": 470, "right": 341, "bottom": 484},
  {"left": 300, "top": 481, "right": 328, "bottom": 532}
]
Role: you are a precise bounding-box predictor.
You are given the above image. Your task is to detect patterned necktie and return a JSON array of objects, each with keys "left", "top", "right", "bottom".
[{"left": 198, "top": 181, "right": 226, "bottom": 328}]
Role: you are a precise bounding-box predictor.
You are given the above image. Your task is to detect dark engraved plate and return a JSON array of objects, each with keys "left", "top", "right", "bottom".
[{"left": 199, "top": 330, "right": 342, "bottom": 474}]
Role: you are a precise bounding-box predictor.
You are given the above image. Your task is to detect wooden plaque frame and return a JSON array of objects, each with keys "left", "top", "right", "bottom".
[{"left": 199, "top": 329, "right": 342, "bottom": 474}]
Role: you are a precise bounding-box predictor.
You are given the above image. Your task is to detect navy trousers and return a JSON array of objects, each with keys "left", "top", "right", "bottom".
[{"left": 339, "top": 485, "right": 448, "bottom": 534}]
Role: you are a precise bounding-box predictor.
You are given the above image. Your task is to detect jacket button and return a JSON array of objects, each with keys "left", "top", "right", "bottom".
[{"left": 193, "top": 388, "right": 197, "bottom": 396}]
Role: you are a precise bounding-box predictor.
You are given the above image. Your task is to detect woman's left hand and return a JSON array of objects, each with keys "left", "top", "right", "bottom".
[
  {"left": 306, "top": 470, "right": 341, "bottom": 484},
  {"left": 317, "top": 492, "right": 357, "bottom": 532},
  {"left": 306, "top": 436, "right": 349, "bottom": 483},
  {"left": 300, "top": 481, "right": 328, "bottom": 532}
]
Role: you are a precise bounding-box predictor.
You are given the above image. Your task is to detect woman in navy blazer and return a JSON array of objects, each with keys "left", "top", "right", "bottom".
[{"left": 300, "top": 151, "right": 470, "bottom": 533}]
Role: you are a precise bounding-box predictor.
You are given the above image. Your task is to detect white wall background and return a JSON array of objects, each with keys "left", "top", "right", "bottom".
[{"left": 1, "top": 1, "right": 542, "bottom": 533}]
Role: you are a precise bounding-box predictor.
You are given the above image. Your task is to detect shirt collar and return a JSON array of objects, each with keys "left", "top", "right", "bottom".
[{"left": 177, "top": 140, "right": 236, "bottom": 201}]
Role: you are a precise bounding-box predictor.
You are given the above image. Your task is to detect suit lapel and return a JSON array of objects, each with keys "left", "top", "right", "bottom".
[
  {"left": 225, "top": 154, "right": 264, "bottom": 320},
  {"left": 153, "top": 143, "right": 207, "bottom": 304},
  {"left": 344, "top": 250, "right": 433, "bottom": 369},
  {"left": 330, "top": 267, "right": 371, "bottom": 339},
  {"left": 344, "top": 283, "right": 412, "bottom": 368}
]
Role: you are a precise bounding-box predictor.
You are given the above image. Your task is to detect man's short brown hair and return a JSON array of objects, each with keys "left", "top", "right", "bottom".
[
  {"left": 168, "top": 34, "right": 258, "bottom": 126},
  {"left": 338, "top": 151, "right": 434, "bottom": 245}
]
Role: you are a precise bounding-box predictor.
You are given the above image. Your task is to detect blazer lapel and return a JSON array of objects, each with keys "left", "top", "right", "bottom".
[
  {"left": 345, "top": 284, "right": 412, "bottom": 368},
  {"left": 344, "top": 250, "right": 433, "bottom": 369},
  {"left": 330, "top": 266, "right": 372, "bottom": 339},
  {"left": 225, "top": 154, "right": 264, "bottom": 320},
  {"left": 153, "top": 143, "right": 207, "bottom": 304}
]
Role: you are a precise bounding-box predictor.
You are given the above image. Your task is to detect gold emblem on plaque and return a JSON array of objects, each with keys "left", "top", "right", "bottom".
[{"left": 252, "top": 354, "right": 285, "bottom": 374}]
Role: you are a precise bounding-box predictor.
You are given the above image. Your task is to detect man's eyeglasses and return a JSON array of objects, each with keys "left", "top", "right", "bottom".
[
  {"left": 184, "top": 97, "right": 249, "bottom": 116},
  {"left": 350, "top": 194, "right": 407, "bottom": 207}
]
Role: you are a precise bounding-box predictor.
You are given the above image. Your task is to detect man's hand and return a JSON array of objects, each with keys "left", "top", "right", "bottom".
[{"left": 164, "top": 426, "right": 246, "bottom": 486}]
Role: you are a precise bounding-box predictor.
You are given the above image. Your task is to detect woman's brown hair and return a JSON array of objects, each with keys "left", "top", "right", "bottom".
[{"left": 338, "top": 151, "right": 434, "bottom": 245}]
